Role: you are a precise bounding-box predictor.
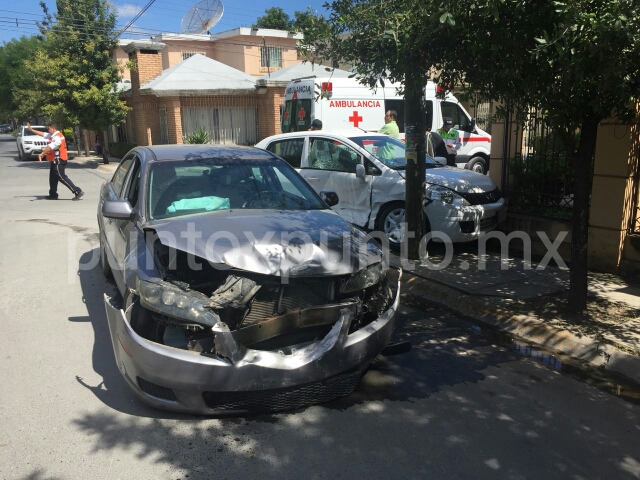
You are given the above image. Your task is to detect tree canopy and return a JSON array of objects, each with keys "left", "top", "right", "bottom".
[
  {"left": 13, "top": 0, "right": 128, "bottom": 131},
  {"left": 0, "top": 36, "right": 44, "bottom": 121},
  {"left": 447, "top": 0, "right": 640, "bottom": 311},
  {"left": 252, "top": 7, "right": 293, "bottom": 30}
]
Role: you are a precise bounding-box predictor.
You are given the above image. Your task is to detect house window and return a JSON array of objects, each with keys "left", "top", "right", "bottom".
[
  {"left": 182, "top": 52, "right": 201, "bottom": 61},
  {"left": 260, "top": 46, "right": 283, "bottom": 68}
]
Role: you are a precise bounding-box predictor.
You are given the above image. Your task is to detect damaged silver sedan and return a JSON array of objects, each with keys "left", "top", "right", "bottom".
[{"left": 98, "top": 145, "right": 401, "bottom": 414}]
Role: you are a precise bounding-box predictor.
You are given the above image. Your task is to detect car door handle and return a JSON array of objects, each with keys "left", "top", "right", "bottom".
[{"left": 307, "top": 177, "right": 320, "bottom": 181}]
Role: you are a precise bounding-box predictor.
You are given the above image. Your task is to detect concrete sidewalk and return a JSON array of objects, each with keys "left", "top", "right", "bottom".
[
  {"left": 68, "top": 152, "right": 119, "bottom": 174},
  {"left": 395, "top": 247, "right": 640, "bottom": 384}
]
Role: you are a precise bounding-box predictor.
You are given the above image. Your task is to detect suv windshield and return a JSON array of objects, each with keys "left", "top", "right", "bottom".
[
  {"left": 23, "top": 127, "right": 47, "bottom": 136},
  {"left": 348, "top": 135, "right": 440, "bottom": 169},
  {"left": 148, "top": 158, "right": 327, "bottom": 220}
]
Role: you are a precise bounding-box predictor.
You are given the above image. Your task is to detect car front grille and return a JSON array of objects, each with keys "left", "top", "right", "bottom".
[
  {"left": 137, "top": 377, "right": 177, "bottom": 401},
  {"left": 202, "top": 370, "right": 362, "bottom": 413},
  {"left": 459, "top": 187, "right": 502, "bottom": 205}
]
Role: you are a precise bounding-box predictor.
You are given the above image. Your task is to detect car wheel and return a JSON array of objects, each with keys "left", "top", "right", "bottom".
[
  {"left": 17, "top": 146, "right": 23, "bottom": 160},
  {"left": 467, "top": 157, "right": 487, "bottom": 174},
  {"left": 378, "top": 202, "right": 406, "bottom": 251},
  {"left": 100, "top": 233, "right": 112, "bottom": 279}
]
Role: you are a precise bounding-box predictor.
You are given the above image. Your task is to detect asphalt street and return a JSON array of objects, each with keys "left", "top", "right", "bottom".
[{"left": 0, "top": 134, "right": 639, "bottom": 480}]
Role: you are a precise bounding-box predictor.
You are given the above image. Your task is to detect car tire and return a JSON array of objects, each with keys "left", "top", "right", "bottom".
[
  {"left": 17, "top": 146, "right": 23, "bottom": 160},
  {"left": 467, "top": 156, "right": 488, "bottom": 174},
  {"left": 377, "top": 202, "right": 406, "bottom": 252}
]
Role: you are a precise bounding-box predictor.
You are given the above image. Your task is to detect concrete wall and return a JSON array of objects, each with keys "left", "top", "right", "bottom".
[
  {"left": 588, "top": 112, "right": 640, "bottom": 272},
  {"left": 161, "top": 40, "right": 215, "bottom": 70}
]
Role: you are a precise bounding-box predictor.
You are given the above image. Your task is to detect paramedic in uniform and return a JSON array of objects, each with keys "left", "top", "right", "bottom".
[
  {"left": 437, "top": 117, "right": 461, "bottom": 166},
  {"left": 27, "top": 122, "right": 84, "bottom": 200}
]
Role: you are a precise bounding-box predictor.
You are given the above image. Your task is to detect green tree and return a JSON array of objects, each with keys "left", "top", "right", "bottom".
[
  {"left": 293, "top": 7, "right": 330, "bottom": 52},
  {"left": 445, "top": 0, "right": 640, "bottom": 312},
  {"left": 0, "top": 36, "right": 44, "bottom": 121},
  {"left": 253, "top": 7, "right": 294, "bottom": 30},
  {"left": 310, "top": 0, "right": 454, "bottom": 259},
  {"left": 20, "top": 0, "right": 128, "bottom": 154}
]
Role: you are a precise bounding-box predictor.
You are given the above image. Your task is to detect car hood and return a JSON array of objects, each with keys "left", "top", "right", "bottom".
[
  {"left": 425, "top": 167, "right": 496, "bottom": 193},
  {"left": 144, "top": 209, "right": 382, "bottom": 277}
]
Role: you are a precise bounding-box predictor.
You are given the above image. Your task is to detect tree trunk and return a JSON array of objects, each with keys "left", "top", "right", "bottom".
[
  {"left": 568, "top": 116, "right": 599, "bottom": 313},
  {"left": 404, "top": 75, "right": 427, "bottom": 260},
  {"left": 83, "top": 129, "right": 91, "bottom": 157}
]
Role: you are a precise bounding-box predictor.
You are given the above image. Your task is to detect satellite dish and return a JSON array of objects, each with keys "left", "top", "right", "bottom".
[{"left": 181, "top": 0, "right": 224, "bottom": 35}]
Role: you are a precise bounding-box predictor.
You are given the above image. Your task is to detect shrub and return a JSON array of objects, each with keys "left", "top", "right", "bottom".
[
  {"left": 183, "top": 127, "right": 212, "bottom": 144},
  {"left": 108, "top": 142, "right": 137, "bottom": 159}
]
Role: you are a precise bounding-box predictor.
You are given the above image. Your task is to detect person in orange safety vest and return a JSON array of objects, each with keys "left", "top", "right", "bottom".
[{"left": 27, "top": 122, "right": 84, "bottom": 200}]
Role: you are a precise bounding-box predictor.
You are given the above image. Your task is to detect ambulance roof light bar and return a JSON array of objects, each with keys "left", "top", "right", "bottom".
[{"left": 292, "top": 75, "right": 317, "bottom": 82}]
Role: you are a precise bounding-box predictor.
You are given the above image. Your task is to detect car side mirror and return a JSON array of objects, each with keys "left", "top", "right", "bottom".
[
  {"left": 319, "top": 190, "right": 339, "bottom": 207},
  {"left": 434, "top": 156, "right": 448, "bottom": 166},
  {"left": 102, "top": 200, "right": 134, "bottom": 220},
  {"left": 471, "top": 117, "right": 476, "bottom": 128},
  {"left": 355, "top": 164, "right": 366, "bottom": 178}
]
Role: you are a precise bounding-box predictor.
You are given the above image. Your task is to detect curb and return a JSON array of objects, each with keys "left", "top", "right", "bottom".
[{"left": 401, "top": 273, "right": 640, "bottom": 385}]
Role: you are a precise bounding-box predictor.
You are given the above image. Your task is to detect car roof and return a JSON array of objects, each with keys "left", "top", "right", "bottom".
[{"left": 137, "top": 144, "right": 277, "bottom": 162}]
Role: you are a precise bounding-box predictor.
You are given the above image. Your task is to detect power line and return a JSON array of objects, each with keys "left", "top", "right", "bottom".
[{"left": 118, "top": 0, "right": 157, "bottom": 35}]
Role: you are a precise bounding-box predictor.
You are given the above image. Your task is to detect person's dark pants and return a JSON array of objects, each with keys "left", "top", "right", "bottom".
[
  {"left": 447, "top": 154, "right": 457, "bottom": 167},
  {"left": 49, "top": 159, "right": 80, "bottom": 197}
]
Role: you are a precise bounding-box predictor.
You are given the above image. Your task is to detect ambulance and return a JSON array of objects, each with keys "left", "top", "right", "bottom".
[{"left": 281, "top": 76, "right": 492, "bottom": 174}]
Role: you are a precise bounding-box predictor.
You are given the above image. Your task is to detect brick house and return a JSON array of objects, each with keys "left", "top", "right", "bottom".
[{"left": 107, "top": 28, "right": 315, "bottom": 148}]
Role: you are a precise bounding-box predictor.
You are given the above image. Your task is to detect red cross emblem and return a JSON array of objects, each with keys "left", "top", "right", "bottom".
[
  {"left": 292, "top": 90, "right": 298, "bottom": 100},
  {"left": 298, "top": 107, "right": 306, "bottom": 121},
  {"left": 349, "top": 111, "right": 363, "bottom": 127},
  {"left": 283, "top": 109, "right": 289, "bottom": 121}
]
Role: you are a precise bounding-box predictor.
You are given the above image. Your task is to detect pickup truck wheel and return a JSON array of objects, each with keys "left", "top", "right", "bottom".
[{"left": 467, "top": 157, "right": 487, "bottom": 174}]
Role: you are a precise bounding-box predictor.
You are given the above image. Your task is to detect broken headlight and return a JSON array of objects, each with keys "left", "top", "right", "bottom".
[
  {"left": 138, "top": 279, "right": 220, "bottom": 327},
  {"left": 340, "top": 260, "right": 388, "bottom": 294}
]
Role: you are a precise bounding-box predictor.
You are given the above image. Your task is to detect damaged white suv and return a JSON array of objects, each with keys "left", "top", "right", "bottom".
[{"left": 98, "top": 145, "right": 401, "bottom": 415}]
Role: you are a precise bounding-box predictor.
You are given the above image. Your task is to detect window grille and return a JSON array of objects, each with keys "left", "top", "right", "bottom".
[{"left": 260, "top": 46, "right": 283, "bottom": 68}]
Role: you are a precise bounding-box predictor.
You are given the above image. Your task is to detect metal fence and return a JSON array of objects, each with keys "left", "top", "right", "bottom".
[{"left": 502, "top": 110, "right": 589, "bottom": 220}]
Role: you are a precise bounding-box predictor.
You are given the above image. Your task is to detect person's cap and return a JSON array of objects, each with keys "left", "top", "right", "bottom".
[
  {"left": 443, "top": 117, "right": 453, "bottom": 127},
  {"left": 311, "top": 119, "right": 322, "bottom": 129}
]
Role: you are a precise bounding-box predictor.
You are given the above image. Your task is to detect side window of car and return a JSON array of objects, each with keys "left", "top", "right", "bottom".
[
  {"left": 266, "top": 138, "right": 304, "bottom": 168},
  {"left": 111, "top": 156, "right": 134, "bottom": 197},
  {"left": 123, "top": 158, "right": 141, "bottom": 207},
  {"left": 308, "top": 138, "right": 360, "bottom": 173}
]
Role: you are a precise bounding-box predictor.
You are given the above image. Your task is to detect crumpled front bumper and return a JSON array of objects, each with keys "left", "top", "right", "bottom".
[{"left": 103, "top": 273, "right": 401, "bottom": 415}]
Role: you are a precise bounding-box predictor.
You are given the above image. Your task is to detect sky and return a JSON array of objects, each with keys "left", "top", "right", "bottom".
[{"left": 0, "top": 0, "right": 328, "bottom": 44}]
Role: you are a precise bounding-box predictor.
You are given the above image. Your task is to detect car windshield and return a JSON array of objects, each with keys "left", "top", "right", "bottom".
[
  {"left": 348, "top": 135, "right": 441, "bottom": 169},
  {"left": 147, "top": 157, "right": 327, "bottom": 220},
  {"left": 23, "top": 127, "right": 47, "bottom": 136}
]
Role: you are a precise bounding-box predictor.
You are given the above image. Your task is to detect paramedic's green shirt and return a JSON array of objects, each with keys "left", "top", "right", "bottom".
[{"left": 379, "top": 121, "right": 399, "bottom": 139}]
